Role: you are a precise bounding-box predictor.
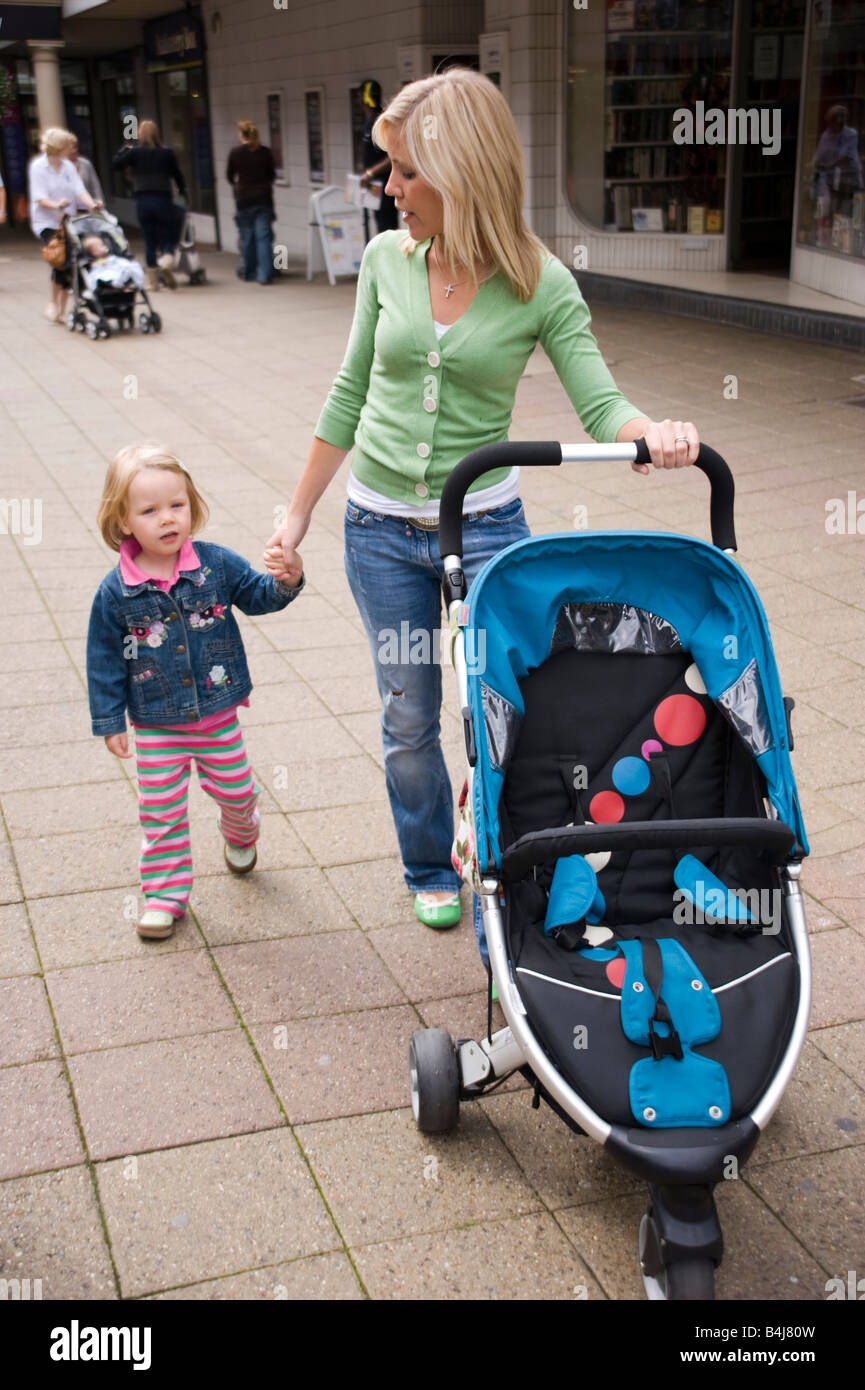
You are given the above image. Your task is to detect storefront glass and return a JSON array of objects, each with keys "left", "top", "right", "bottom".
[
  {"left": 156, "top": 66, "right": 214, "bottom": 214},
  {"left": 98, "top": 57, "right": 137, "bottom": 200},
  {"left": 566, "top": 0, "right": 734, "bottom": 234},
  {"left": 796, "top": 0, "right": 865, "bottom": 259}
]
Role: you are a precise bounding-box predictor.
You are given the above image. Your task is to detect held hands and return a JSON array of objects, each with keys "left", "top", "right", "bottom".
[
  {"left": 631, "top": 419, "right": 700, "bottom": 476},
  {"left": 105, "top": 732, "right": 131, "bottom": 759},
  {"left": 264, "top": 515, "right": 307, "bottom": 587}
]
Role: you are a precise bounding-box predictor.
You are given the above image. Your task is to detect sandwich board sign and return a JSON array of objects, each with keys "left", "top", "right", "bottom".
[{"left": 307, "top": 186, "right": 365, "bottom": 285}]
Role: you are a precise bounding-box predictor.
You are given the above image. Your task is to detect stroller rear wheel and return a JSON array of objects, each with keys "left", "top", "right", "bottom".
[
  {"left": 639, "top": 1212, "right": 716, "bottom": 1301},
  {"left": 409, "top": 1029, "right": 460, "bottom": 1133}
]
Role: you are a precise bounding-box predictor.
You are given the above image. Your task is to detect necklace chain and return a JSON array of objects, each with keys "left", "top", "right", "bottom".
[{"left": 432, "top": 239, "right": 493, "bottom": 298}]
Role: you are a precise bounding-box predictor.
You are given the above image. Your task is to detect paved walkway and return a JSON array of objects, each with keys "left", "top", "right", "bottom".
[{"left": 0, "top": 233, "right": 863, "bottom": 1300}]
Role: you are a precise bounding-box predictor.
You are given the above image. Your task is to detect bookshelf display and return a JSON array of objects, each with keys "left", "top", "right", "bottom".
[{"left": 604, "top": 0, "right": 733, "bottom": 233}]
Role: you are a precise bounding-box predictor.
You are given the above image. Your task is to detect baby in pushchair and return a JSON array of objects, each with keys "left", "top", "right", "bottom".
[{"left": 66, "top": 210, "right": 162, "bottom": 339}]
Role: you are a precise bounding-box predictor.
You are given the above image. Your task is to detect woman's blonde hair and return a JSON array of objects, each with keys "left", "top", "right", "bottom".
[
  {"left": 373, "top": 68, "right": 547, "bottom": 302},
  {"left": 137, "top": 120, "right": 161, "bottom": 147},
  {"left": 41, "top": 127, "right": 75, "bottom": 157},
  {"left": 98, "top": 443, "right": 209, "bottom": 551},
  {"left": 237, "top": 120, "right": 260, "bottom": 150}
]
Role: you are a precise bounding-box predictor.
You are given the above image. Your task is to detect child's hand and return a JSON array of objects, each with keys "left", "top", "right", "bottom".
[
  {"left": 105, "top": 732, "right": 132, "bottom": 759},
  {"left": 264, "top": 545, "right": 303, "bottom": 587}
]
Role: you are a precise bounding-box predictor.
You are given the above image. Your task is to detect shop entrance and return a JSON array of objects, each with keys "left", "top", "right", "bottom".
[{"left": 727, "top": 0, "right": 806, "bottom": 271}]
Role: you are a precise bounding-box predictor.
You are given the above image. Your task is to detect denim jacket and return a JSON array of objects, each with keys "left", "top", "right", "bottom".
[{"left": 87, "top": 539, "right": 304, "bottom": 736}]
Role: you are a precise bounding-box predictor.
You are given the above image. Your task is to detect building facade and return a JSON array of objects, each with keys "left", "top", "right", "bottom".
[{"left": 1, "top": 0, "right": 862, "bottom": 305}]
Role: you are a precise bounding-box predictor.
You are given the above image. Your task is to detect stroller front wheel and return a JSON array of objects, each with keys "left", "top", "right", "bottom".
[
  {"left": 639, "top": 1212, "right": 716, "bottom": 1301},
  {"left": 409, "top": 1029, "right": 460, "bottom": 1133}
]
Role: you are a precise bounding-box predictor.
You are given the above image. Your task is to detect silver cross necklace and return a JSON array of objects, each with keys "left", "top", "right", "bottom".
[{"left": 432, "top": 239, "right": 493, "bottom": 297}]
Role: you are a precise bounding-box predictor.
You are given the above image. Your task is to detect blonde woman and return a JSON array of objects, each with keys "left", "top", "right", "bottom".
[
  {"left": 226, "top": 120, "right": 276, "bottom": 284},
  {"left": 29, "top": 127, "right": 101, "bottom": 322},
  {"left": 265, "top": 68, "right": 700, "bottom": 936},
  {"left": 112, "top": 120, "right": 186, "bottom": 289}
]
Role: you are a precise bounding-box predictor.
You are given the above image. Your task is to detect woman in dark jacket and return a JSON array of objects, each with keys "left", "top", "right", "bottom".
[{"left": 112, "top": 120, "right": 186, "bottom": 290}]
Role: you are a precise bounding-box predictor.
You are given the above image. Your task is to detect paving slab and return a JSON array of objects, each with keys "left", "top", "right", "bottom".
[
  {"left": 368, "top": 918, "right": 488, "bottom": 1003},
  {"left": 0, "top": 902, "right": 39, "bottom": 977},
  {"left": 193, "top": 866, "right": 357, "bottom": 945},
  {"left": 0, "top": 1061, "right": 83, "bottom": 1179},
  {"left": 749, "top": 1039, "right": 865, "bottom": 1165},
  {"left": 0, "top": 1166, "right": 117, "bottom": 1300},
  {"left": 325, "top": 858, "right": 414, "bottom": 932},
  {"left": 0, "top": 976, "right": 57, "bottom": 1067},
  {"left": 353, "top": 1212, "right": 606, "bottom": 1300},
  {"left": 213, "top": 931, "right": 405, "bottom": 1022},
  {"left": 251, "top": 1005, "right": 418, "bottom": 1123},
  {"left": 96, "top": 1129, "right": 340, "bottom": 1298},
  {"left": 748, "top": 1147, "right": 865, "bottom": 1276},
  {"left": 146, "top": 1251, "right": 364, "bottom": 1300},
  {"left": 809, "top": 1021, "right": 865, "bottom": 1094},
  {"left": 2, "top": 780, "right": 138, "bottom": 840},
  {"left": 69, "top": 1031, "right": 283, "bottom": 1159},
  {"left": 47, "top": 951, "right": 236, "bottom": 1053},
  {"left": 808, "top": 928, "right": 865, "bottom": 1028},
  {"left": 296, "top": 1108, "right": 542, "bottom": 1246}
]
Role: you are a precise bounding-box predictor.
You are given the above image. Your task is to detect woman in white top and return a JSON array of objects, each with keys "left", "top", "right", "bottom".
[{"left": 29, "top": 126, "right": 101, "bottom": 323}]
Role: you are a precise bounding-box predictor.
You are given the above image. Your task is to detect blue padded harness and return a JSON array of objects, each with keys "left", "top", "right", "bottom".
[{"left": 617, "top": 938, "right": 730, "bottom": 1128}]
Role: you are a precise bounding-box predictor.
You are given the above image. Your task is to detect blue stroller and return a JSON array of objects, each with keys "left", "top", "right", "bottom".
[{"left": 408, "top": 440, "right": 810, "bottom": 1301}]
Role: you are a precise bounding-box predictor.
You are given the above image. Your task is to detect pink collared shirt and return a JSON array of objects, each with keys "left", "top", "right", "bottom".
[
  {"left": 119, "top": 535, "right": 199, "bottom": 591},
  {"left": 119, "top": 536, "right": 250, "bottom": 731}
]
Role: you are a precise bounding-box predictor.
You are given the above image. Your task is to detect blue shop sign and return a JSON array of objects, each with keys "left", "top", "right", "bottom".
[{"left": 143, "top": 12, "right": 204, "bottom": 72}]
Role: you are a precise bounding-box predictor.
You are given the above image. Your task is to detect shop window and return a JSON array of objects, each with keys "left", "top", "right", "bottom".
[
  {"left": 796, "top": 0, "right": 865, "bottom": 259},
  {"left": 567, "top": 0, "right": 733, "bottom": 233}
]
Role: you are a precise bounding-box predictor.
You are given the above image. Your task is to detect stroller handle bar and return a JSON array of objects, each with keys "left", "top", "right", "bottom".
[
  {"left": 500, "top": 817, "right": 799, "bottom": 883},
  {"left": 439, "top": 440, "right": 736, "bottom": 605}
]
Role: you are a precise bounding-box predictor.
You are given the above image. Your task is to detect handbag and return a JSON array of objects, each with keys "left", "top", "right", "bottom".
[{"left": 41, "top": 217, "right": 67, "bottom": 269}]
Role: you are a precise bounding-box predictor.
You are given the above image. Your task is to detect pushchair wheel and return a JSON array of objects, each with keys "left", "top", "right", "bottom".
[
  {"left": 65, "top": 310, "right": 76, "bottom": 332},
  {"left": 191, "top": 268, "right": 206, "bottom": 285},
  {"left": 139, "top": 313, "right": 151, "bottom": 334},
  {"left": 639, "top": 1212, "right": 715, "bottom": 1301},
  {"left": 409, "top": 1028, "right": 460, "bottom": 1133},
  {"left": 150, "top": 312, "right": 162, "bottom": 334},
  {"left": 85, "top": 320, "right": 98, "bottom": 339},
  {"left": 97, "top": 319, "right": 110, "bottom": 339}
]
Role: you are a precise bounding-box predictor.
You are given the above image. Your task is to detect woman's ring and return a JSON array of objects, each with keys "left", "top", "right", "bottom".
[{"left": 674, "top": 434, "right": 689, "bottom": 443}]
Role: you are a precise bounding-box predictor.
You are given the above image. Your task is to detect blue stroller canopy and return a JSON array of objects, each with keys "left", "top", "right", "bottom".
[{"left": 462, "top": 530, "right": 808, "bottom": 872}]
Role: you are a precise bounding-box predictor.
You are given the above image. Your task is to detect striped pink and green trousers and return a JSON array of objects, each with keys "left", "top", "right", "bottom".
[{"left": 134, "top": 712, "right": 260, "bottom": 915}]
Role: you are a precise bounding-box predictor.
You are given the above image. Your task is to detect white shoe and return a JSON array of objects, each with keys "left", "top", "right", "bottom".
[
  {"left": 44, "top": 303, "right": 59, "bottom": 322},
  {"left": 158, "top": 254, "right": 177, "bottom": 289},
  {"left": 224, "top": 841, "right": 257, "bottom": 874},
  {"left": 137, "top": 909, "right": 178, "bottom": 939}
]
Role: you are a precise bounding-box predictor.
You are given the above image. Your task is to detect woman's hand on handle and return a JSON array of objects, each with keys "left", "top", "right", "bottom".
[{"left": 617, "top": 417, "right": 700, "bottom": 475}]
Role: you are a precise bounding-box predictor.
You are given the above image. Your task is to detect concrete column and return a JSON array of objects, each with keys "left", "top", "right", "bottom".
[{"left": 27, "top": 42, "right": 66, "bottom": 132}]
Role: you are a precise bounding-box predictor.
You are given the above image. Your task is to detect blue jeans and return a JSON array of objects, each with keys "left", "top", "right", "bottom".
[
  {"left": 344, "top": 496, "right": 530, "bottom": 922},
  {"left": 235, "top": 204, "right": 274, "bottom": 283}
]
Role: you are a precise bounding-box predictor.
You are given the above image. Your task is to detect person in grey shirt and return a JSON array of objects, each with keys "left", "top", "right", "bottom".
[{"left": 68, "top": 135, "right": 104, "bottom": 204}]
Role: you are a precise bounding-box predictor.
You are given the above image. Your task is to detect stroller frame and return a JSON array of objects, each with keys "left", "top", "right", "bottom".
[
  {"left": 408, "top": 439, "right": 811, "bottom": 1302},
  {"left": 65, "top": 210, "right": 162, "bottom": 340}
]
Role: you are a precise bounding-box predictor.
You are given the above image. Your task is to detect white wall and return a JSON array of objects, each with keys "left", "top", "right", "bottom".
[{"left": 199, "top": 0, "right": 424, "bottom": 256}]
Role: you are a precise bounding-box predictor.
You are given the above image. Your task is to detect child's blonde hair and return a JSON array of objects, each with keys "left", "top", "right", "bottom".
[
  {"left": 98, "top": 443, "right": 209, "bottom": 551},
  {"left": 373, "top": 68, "right": 547, "bottom": 303}
]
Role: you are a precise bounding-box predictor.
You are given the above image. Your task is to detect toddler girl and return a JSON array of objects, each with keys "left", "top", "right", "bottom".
[{"left": 87, "top": 443, "right": 304, "bottom": 938}]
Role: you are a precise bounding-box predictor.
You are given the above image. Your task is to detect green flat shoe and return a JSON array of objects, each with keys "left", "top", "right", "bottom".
[{"left": 414, "top": 892, "right": 461, "bottom": 929}]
